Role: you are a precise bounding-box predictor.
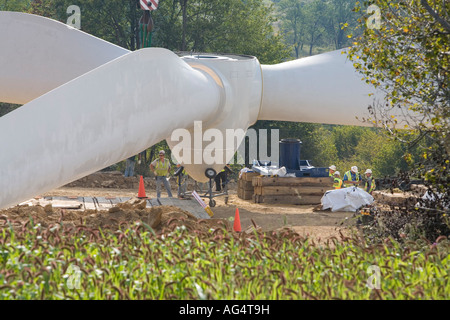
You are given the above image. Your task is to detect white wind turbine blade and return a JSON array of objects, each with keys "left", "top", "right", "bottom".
[
  {"left": 0, "top": 48, "right": 222, "bottom": 210},
  {"left": 0, "top": 11, "right": 129, "bottom": 104},
  {"left": 259, "top": 49, "right": 380, "bottom": 126}
]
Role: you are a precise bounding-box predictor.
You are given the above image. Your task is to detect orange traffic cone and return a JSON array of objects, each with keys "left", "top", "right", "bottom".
[
  {"left": 233, "top": 208, "right": 241, "bottom": 232},
  {"left": 138, "top": 175, "right": 147, "bottom": 199}
]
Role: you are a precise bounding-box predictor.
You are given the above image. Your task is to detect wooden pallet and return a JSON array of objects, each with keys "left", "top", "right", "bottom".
[
  {"left": 253, "top": 194, "right": 323, "bottom": 205},
  {"left": 252, "top": 176, "right": 331, "bottom": 187},
  {"left": 238, "top": 188, "right": 254, "bottom": 200},
  {"left": 253, "top": 185, "right": 328, "bottom": 196},
  {"left": 252, "top": 176, "right": 333, "bottom": 205},
  {"left": 237, "top": 172, "right": 260, "bottom": 200}
]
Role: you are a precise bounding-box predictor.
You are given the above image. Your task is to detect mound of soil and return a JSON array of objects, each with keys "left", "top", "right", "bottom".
[
  {"left": 62, "top": 171, "right": 237, "bottom": 191},
  {"left": 63, "top": 171, "right": 139, "bottom": 189},
  {"left": 0, "top": 198, "right": 230, "bottom": 233}
]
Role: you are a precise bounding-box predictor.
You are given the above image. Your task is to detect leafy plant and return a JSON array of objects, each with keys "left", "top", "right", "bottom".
[{"left": 1, "top": 218, "right": 448, "bottom": 300}]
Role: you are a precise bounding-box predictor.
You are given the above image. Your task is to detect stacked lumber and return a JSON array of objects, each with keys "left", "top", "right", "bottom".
[
  {"left": 237, "top": 172, "right": 260, "bottom": 200},
  {"left": 252, "top": 176, "right": 333, "bottom": 205}
]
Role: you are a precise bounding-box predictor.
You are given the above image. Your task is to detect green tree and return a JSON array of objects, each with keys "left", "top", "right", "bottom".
[
  {"left": 331, "top": 125, "right": 366, "bottom": 160},
  {"left": 154, "top": 0, "right": 291, "bottom": 64},
  {"left": 347, "top": 0, "right": 449, "bottom": 208},
  {"left": 309, "top": 125, "right": 339, "bottom": 166},
  {"left": 303, "top": 0, "right": 327, "bottom": 56},
  {"left": 0, "top": 0, "right": 30, "bottom": 11},
  {"left": 277, "top": 0, "right": 359, "bottom": 58},
  {"left": 0, "top": 103, "right": 21, "bottom": 117},
  {"left": 324, "top": 0, "right": 360, "bottom": 50},
  {"left": 278, "top": 0, "right": 307, "bottom": 58}
]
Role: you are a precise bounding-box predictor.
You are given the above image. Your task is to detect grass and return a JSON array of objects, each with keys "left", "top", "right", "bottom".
[{"left": 0, "top": 218, "right": 448, "bottom": 300}]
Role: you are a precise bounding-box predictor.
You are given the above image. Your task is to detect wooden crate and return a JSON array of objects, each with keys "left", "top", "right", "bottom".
[
  {"left": 252, "top": 176, "right": 333, "bottom": 205},
  {"left": 253, "top": 185, "right": 328, "bottom": 196},
  {"left": 241, "top": 171, "right": 260, "bottom": 182},
  {"left": 237, "top": 172, "right": 260, "bottom": 200},
  {"left": 254, "top": 194, "right": 323, "bottom": 205},
  {"left": 252, "top": 176, "right": 332, "bottom": 187},
  {"left": 239, "top": 179, "right": 254, "bottom": 190}
]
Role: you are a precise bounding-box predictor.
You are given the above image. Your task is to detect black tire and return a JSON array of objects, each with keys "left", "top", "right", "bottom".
[
  {"left": 209, "top": 199, "right": 216, "bottom": 207},
  {"left": 205, "top": 168, "right": 217, "bottom": 179}
]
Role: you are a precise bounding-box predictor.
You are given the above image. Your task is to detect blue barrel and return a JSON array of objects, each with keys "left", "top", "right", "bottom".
[{"left": 279, "top": 139, "right": 302, "bottom": 170}]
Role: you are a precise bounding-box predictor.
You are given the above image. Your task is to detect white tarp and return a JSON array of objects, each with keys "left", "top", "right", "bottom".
[
  {"left": 252, "top": 166, "right": 288, "bottom": 177},
  {"left": 321, "top": 187, "right": 374, "bottom": 212}
]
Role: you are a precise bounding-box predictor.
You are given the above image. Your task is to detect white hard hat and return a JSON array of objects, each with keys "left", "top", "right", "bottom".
[
  {"left": 334, "top": 171, "right": 340, "bottom": 176},
  {"left": 365, "top": 169, "right": 372, "bottom": 174},
  {"left": 351, "top": 166, "right": 358, "bottom": 173},
  {"left": 329, "top": 165, "right": 337, "bottom": 171},
  {"left": 159, "top": 150, "right": 165, "bottom": 155}
]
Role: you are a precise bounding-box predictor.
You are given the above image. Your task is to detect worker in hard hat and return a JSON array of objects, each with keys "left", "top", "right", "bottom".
[
  {"left": 215, "top": 164, "right": 232, "bottom": 192},
  {"left": 328, "top": 165, "right": 337, "bottom": 177},
  {"left": 343, "top": 166, "right": 362, "bottom": 188},
  {"left": 150, "top": 150, "right": 173, "bottom": 198},
  {"left": 333, "top": 171, "right": 343, "bottom": 189},
  {"left": 364, "top": 169, "right": 376, "bottom": 195}
]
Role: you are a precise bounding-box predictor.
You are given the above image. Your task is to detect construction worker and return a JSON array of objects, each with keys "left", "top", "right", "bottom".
[
  {"left": 150, "top": 150, "right": 173, "bottom": 198},
  {"left": 343, "top": 166, "right": 362, "bottom": 188},
  {"left": 328, "top": 165, "right": 337, "bottom": 178},
  {"left": 333, "top": 171, "right": 343, "bottom": 189},
  {"left": 364, "top": 169, "right": 376, "bottom": 194},
  {"left": 215, "top": 165, "right": 231, "bottom": 192}
]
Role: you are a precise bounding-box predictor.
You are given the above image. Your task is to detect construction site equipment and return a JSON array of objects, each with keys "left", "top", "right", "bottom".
[
  {"left": 194, "top": 168, "right": 231, "bottom": 207},
  {"left": 233, "top": 208, "right": 242, "bottom": 232},
  {"left": 279, "top": 138, "right": 329, "bottom": 177},
  {"left": 279, "top": 138, "right": 302, "bottom": 170},
  {"left": 191, "top": 190, "right": 214, "bottom": 217},
  {"left": 0, "top": 11, "right": 391, "bottom": 210},
  {"left": 137, "top": 175, "right": 148, "bottom": 198}
]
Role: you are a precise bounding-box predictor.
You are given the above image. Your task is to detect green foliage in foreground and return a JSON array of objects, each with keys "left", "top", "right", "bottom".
[{"left": 0, "top": 221, "right": 448, "bottom": 300}]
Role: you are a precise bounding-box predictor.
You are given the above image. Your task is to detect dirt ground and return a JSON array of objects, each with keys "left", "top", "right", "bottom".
[{"left": 0, "top": 171, "right": 384, "bottom": 243}]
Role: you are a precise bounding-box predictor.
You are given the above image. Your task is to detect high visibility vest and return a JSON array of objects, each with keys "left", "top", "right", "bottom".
[
  {"left": 333, "top": 178, "right": 343, "bottom": 189},
  {"left": 343, "top": 171, "right": 360, "bottom": 187},
  {"left": 155, "top": 159, "right": 170, "bottom": 176},
  {"left": 365, "top": 177, "right": 376, "bottom": 194},
  {"left": 329, "top": 171, "right": 334, "bottom": 178}
]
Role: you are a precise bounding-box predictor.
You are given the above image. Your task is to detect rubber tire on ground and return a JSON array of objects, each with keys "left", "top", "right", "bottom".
[
  {"left": 209, "top": 199, "right": 216, "bottom": 207},
  {"left": 224, "top": 197, "right": 228, "bottom": 205}
]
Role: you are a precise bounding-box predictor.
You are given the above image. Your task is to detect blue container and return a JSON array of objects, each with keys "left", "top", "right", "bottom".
[
  {"left": 279, "top": 139, "right": 302, "bottom": 170},
  {"left": 292, "top": 167, "right": 329, "bottom": 177}
]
